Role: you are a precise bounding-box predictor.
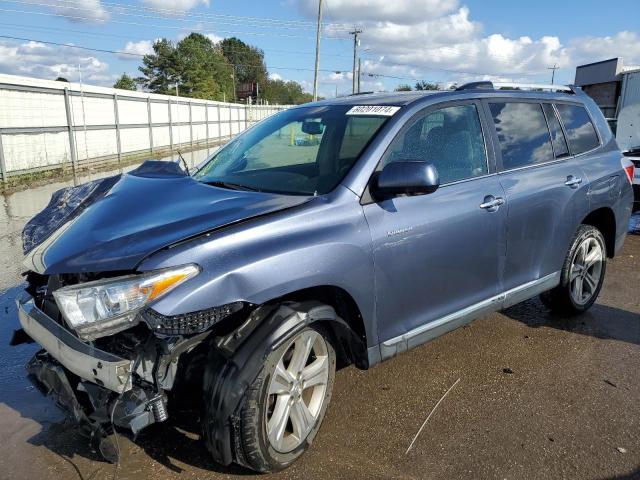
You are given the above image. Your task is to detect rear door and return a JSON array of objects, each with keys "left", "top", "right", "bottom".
[
  {"left": 363, "top": 101, "right": 507, "bottom": 346},
  {"left": 485, "top": 100, "right": 590, "bottom": 293}
]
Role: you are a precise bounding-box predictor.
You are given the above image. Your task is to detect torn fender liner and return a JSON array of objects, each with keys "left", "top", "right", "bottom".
[
  {"left": 22, "top": 160, "right": 312, "bottom": 274},
  {"left": 203, "top": 301, "right": 347, "bottom": 466},
  {"left": 22, "top": 175, "right": 121, "bottom": 254}
]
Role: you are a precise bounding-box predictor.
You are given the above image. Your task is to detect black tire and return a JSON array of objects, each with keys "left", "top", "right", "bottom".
[
  {"left": 541, "top": 224, "right": 607, "bottom": 315},
  {"left": 204, "top": 322, "right": 336, "bottom": 473}
]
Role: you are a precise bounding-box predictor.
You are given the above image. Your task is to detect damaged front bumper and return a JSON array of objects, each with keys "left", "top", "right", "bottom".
[
  {"left": 17, "top": 294, "right": 172, "bottom": 461},
  {"left": 18, "top": 295, "right": 133, "bottom": 393}
]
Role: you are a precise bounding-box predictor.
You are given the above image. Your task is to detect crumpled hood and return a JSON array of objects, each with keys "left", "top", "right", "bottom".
[{"left": 23, "top": 162, "right": 310, "bottom": 274}]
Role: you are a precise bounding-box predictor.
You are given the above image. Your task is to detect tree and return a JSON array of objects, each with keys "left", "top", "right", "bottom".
[
  {"left": 137, "top": 34, "right": 234, "bottom": 101},
  {"left": 55, "top": 77, "right": 69, "bottom": 82},
  {"left": 415, "top": 81, "right": 440, "bottom": 91},
  {"left": 395, "top": 84, "right": 412, "bottom": 91},
  {"left": 113, "top": 73, "right": 136, "bottom": 90},
  {"left": 220, "top": 37, "right": 268, "bottom": 87},
  {"left": 262, "top": 79, "right": 313, "bottom": 105}
]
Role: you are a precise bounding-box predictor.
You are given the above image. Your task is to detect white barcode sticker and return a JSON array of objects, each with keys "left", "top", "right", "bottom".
[{"left": 346, "top": 105, "right": 401, "bottom": 116}]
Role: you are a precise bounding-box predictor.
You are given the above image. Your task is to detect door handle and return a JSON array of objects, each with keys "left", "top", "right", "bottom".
[
  {"left": 479, "top": 196, "right": 505, "bottom": 210},
  {"left": 565, "top": 176, "right": 583, "bottom": 188}
]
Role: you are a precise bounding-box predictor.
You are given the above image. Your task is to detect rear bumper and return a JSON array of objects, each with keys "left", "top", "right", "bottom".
[{"left": 17, "top": 295, "right": 133, "bottom": 393}]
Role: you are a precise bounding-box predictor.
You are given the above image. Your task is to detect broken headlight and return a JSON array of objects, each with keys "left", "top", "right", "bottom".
[{"left": 53, "top": 264, "right": 200, "bottom": 341}]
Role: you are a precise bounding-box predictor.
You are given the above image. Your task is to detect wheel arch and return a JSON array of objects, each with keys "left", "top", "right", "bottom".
[{"left": 581, "top": 207, "right": 616, "bottom": 258}]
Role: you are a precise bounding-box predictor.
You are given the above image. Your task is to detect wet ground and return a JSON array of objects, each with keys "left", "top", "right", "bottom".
[{"left": 0, "top": 155, "right": 639, "bottom": 479}]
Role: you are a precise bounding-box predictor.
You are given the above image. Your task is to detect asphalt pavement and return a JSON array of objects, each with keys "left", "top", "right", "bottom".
[{"left": 0, "top": 168, "right": 638, "bottom": 479}]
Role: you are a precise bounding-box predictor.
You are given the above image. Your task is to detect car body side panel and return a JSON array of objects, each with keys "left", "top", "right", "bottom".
[
  {"left": 137, "top": 187, "right": 379, "bottom": 348},
  {"left": 495, "top": 158, "right": 590, "bottom": 290},
  {"left": 574, "top": 98, "right": 634, "bottom": 256}
]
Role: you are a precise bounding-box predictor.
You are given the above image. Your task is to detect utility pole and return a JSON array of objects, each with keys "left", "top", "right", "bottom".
[
  {"left": 357, "top": 57, "right": 361, "bottom": 93},
  {"left": 349, "top": 28, "right": 362, "bottom": 94},
  {"left": 312, "top": 0, "right": 323, "bottom": 101},
  {"left": 548, "top": 63, "right": 559, "bottom": 84}
]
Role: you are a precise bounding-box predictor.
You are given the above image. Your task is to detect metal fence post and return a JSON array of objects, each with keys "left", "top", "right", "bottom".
[
  {"left": 63, "top": 88, "right": 78, "bottom": 176},
  {"left": 113, "top": 93, "right": 122, "bottom": 165},
  {"left": 168, "top": 98, "right": 173, "bottom": 150},
  {"left": 205, "top": 102, "right": 209, "bottom": 145},
  {"left": 189, "top": 101, "right": 193, "bottom": 147},
  {"left": 147, "top": 97, "right": 154, "bottom": 153},
  {"left": 217, "top": 104, "right": 221, "bottom": 141},
  {"left": 0, "top": 132, "right": 6, "bottom": 184}
]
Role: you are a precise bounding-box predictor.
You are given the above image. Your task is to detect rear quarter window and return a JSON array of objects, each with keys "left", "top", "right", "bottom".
[{"left": 555, "top": 103, "right": 600, "bottom": 155}]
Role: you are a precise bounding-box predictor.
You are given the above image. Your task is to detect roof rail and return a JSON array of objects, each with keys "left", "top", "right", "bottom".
[
  {"left": 456, "top": 81, "right": 575, "bottom": 93},
  {"left": 348, "top": 91, "right": 375, "bottom": 96}
]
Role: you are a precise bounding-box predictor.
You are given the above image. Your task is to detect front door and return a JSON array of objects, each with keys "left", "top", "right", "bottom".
[{"left": 363, "top": 101, "right": 506, "bottom": 349}]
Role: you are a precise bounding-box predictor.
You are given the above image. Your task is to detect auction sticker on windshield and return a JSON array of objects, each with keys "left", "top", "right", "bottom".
[{"left": 346, "top": 105, "right": 401, "bottom": 116}]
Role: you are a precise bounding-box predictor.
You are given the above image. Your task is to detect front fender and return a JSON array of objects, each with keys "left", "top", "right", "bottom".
[{"left": 138, "top": 188, "right": 377, "bottom": 347}]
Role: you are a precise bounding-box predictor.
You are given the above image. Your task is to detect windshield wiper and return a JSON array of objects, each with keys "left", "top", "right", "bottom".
[{"left": 203, "top": 180, "right": 260, "bottom": 192}]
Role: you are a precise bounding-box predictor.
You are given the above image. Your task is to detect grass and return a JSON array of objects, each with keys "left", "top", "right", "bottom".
[{"left": 0, "top": 140, "right": 228, "bottom": 194}]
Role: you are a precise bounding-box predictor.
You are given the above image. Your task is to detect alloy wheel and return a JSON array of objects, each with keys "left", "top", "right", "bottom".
[
  {"left": 265, "top": 329, "right": 329, "bottom": 453},
  {"left": 569, "top": 236, "right": 604, "bottom": 306}
]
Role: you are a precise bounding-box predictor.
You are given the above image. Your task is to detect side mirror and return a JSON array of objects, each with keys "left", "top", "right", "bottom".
[{"left": 372, "top": 161, "right": 439, "bottom": 197}]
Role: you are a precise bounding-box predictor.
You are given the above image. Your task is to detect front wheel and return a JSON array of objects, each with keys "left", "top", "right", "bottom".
[
  {"left": 231, "top": 325, "right": 336, "bottom": 472},
  {"left": 541, "top": 224, "right": 607, "bottom": 315}
]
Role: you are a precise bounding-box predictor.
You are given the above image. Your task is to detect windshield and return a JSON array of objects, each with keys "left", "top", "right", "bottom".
[{"left": 193, "top": 105, "right": 390, "bottom": 195}]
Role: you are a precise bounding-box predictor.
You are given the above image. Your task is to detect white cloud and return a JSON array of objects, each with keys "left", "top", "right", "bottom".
[
  {"left": 567, "top": 31, "right": 640, "bottom": 67},
  {"left": 268, "top": 72, "right": 283, "bottom": 81},
  {"left": 0, "top": 40, "right": 113, "bottom": 85},
  {"left": 27, "top": 0, "right": 110, "bottom": 23},
  {"left": 205, "top": 33, "right": 224, "bottom": 44},
  {"left": 142, "top": 0, "right": 209, "bottom": 14},
  {"left": 294, "top": 0, "right": 640, "bottom": 86},
  {"left": 119, "top": 40, "right": 155, "bottom": 60}
]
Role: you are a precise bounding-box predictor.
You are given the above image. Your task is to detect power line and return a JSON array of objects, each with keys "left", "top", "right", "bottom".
[
  {"left": 0, "top": 6, "right": 349, "bottom": 40},
  {"left": 0, "top": 33, "right": 349, "bottom": 74},
  {"left": 1, "top": 0, "right": 355, "bottom": 32},
  {"left": 24, "top": 0, "right": 353, "bottom": 29},
  {"left": 0, "top": 20, "right": 355, "bottom": 59}
]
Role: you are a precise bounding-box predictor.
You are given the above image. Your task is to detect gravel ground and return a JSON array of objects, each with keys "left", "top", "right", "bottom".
[{"left": 0, "top": 165, "right": 638, "bottom": 480}]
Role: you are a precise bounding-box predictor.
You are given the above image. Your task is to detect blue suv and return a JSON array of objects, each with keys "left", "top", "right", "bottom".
[{"left": 14, "top": 82, "right": 635, "bottom": 472}]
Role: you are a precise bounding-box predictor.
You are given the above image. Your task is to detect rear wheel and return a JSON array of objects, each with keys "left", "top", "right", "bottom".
[
  {"left": 541, "top": 224, "right": 607, "bottom": 315},
  {"left": 231, "top": 325, "right": 336, "bottom": 472}
]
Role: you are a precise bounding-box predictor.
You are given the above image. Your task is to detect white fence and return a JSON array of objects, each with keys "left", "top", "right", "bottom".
[{"left": 0, "top": 74, "right": 289, "bottom": 182}]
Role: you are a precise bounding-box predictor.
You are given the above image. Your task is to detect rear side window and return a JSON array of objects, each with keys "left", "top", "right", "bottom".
[
  {"left": 555, "top": 104, "right": 600, "bottom": 154},
  {"left": 489, "top": 102, "right": 554, "bottom": 170},
  {"left": 542, "top": 103, "right": 569, "bottom": 158},
  {"left": 382, "top": 103, "right": 487, "bottom": 184}
]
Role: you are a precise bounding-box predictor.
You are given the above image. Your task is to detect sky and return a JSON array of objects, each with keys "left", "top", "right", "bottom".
[{"left": 0, "top": 0, "right": 639, "bottom": 99}]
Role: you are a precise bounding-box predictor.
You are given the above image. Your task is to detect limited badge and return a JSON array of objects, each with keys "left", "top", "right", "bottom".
[{"left": 346, "top": 105, "right": 401, "bottom": 116}]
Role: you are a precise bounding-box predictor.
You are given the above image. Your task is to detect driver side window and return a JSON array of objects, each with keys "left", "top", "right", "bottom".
[{"left": 382, "top": 103, "right": 488, "bottom": 185}]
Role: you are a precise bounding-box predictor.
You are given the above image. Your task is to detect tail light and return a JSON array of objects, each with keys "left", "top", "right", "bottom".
[{"left": 622, "top": 158, "right": 635, "bottom": 185}]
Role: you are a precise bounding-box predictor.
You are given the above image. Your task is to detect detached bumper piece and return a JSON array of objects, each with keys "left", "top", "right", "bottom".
[
  {"left": 27, "top": 352, "right": 169, "bottom": 463},
  {"left": 17, "top": 295, "right": 170, "bottom": 462}
]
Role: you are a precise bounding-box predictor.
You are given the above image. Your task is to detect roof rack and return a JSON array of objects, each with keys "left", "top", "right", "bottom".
[
  {"left": 456, "top": 81, "right": 575, "bottom": 93},
  {"left": 348, "top": 91, "right": 375, "bottom": 96}
]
